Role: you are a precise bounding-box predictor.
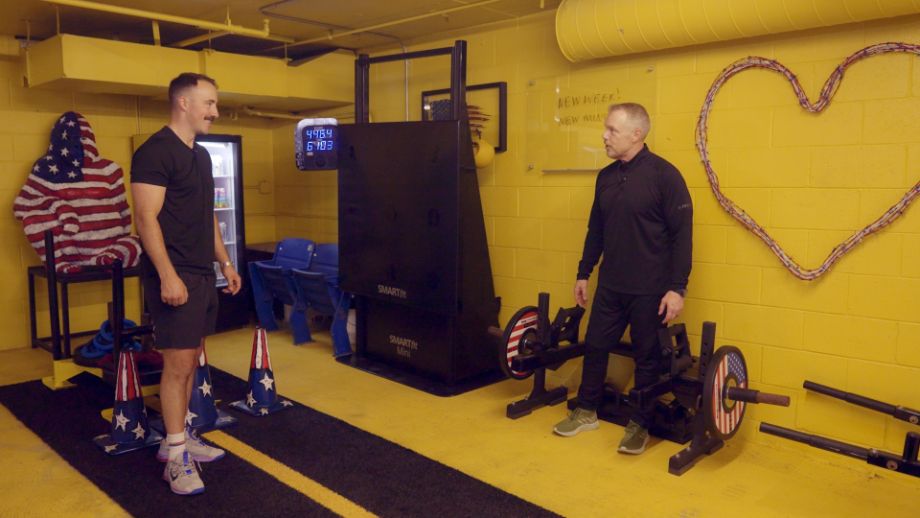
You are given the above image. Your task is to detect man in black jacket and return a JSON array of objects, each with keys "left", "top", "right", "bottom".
[{"left": 553, "top": 103, "right": 692, "bottom": 455}]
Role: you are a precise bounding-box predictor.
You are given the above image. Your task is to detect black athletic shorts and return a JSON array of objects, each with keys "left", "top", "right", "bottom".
[{"left": 143, "top": 271, "right": 218, "bottom": 349}]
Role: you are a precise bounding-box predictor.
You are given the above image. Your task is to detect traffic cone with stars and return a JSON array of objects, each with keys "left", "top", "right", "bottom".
[
  {"left": 186, "top": 345, "right": 237, "bottom": 432},
  {"left": 230, "top": 327, "right": 292, "bottom": 416},
  {"left": 93, "top": 350, "right": 163, "bottom": 455}
]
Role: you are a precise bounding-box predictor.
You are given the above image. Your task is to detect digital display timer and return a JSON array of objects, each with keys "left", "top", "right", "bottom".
[
  {"left": 295, "top": 118, "right": 338, "bottom": 170},
  {"left": 303, "top": 127, "right": 335, "bottom": 151}
]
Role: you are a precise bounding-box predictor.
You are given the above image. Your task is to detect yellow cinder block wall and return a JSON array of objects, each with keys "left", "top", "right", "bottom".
[
  {"left": 274, "top": 12, "right": 920, "bottom": 451},
  {"left": 0, "top": 50, "right": 277, "bottom": 352}
]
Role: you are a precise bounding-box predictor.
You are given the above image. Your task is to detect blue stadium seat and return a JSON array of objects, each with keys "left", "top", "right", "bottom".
[
  {"left": 249, "top": 238, "right": 314, "bottom": 342},
  {"left": 249, "top": 239, "right": 351, "bottom": 356},
  {"left": 291, "top": 245, "right": 351, "bottom": 357}
]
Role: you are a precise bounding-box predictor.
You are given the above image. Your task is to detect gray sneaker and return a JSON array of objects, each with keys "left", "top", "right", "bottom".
[
  {"left": 553, "top": 407, "right": 599, "bottom": 437},
  {"left": 163, "top": 451, "right": 205, "bottom": 495},
  {"left": 157, "top": 430, "right": 226, "bottom": 463},
  {"left": 617, "top": 420, "right": 649, "bottom": 454}
]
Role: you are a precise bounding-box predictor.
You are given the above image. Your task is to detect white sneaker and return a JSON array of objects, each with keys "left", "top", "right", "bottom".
[
  {"left": 163, "top": 451, "right": 205, "bottom": 495},
  {"left": 157, "top": 430, "right": 226, "bottom": 463}
]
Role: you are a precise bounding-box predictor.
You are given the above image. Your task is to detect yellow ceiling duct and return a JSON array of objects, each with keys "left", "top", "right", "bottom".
[
  {"left": 556, "top": 0, "right": 920, "bottom": 62},
  {"left": 25, "top": 34, "right": 352, "bottom": 112}
]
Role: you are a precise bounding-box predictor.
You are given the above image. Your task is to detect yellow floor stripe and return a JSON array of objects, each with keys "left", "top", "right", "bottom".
[{"left": 205, "top": 430, "right": 377, "bottom": 518}]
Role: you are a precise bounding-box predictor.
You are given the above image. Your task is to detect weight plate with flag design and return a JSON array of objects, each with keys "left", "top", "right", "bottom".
[
  {"left": 498, "top": 306, "right": 539, "bottom": 380},
  {"left": 702, "top": 346, "right": 748, "bottom": 441}
]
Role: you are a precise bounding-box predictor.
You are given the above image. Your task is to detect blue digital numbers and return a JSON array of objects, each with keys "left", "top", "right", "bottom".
[
  {"left": 303, "top": 126, "right": 335, "bottom": 154},
  {"left": 304, "top": 128, "right": 333, "bottom": 139}
]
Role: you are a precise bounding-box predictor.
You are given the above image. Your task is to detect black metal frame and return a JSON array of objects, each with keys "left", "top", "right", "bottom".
[
  {"left": 502, "top": 292, "right": 790, "bottom": 475},
  {"left": 421, "top": 81, "right": 507, "bottom": 152},
  {"left": 503, "top": 292, "right": 702, "bottom": 439},
  {"left": 28, "top": 231, "right": 143, "bottom": 360},
  {"left": 343, "top": 41, "right": 506, "bottom": 394},
  {"left": 355, "top": 41, "right": 468, "bottom": 124}
]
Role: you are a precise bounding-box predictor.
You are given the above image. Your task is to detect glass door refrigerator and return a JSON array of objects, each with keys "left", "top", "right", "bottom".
[{"left": 197, "top": 134, "right": 250, "bottom": 331}]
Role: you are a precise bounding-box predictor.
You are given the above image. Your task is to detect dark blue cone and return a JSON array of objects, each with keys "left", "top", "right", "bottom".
[
  {"left": 93, "top": 350, "right": 162, "bottom": 455},
  {"left": 230, "top": 327, "right": 291, "bottom": 416},
  {"left": 186, "top": 346, "right": 237, "bottom": 432}
]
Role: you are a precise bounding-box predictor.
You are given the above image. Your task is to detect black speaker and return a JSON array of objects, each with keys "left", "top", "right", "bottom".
[{"left": 338, "top": 120, "right": 499, "bottom": 387}]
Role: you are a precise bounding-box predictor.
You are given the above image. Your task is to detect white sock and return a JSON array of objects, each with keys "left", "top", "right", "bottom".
[{"left": 166, "top": 432, "right": 186, "bottom": 461}]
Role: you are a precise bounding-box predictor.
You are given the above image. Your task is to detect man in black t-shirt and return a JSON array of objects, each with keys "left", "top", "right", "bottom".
[
  {"left": 552, "top": 103, "right": 693, "bottom": 455},
  {"left": 131, "top": 73, "right": 241, "bottom": 495}
]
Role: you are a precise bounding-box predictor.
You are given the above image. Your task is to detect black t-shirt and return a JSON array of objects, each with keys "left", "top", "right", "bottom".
[
  {"left": 131, "top": 126, "right": 215, "bottom": 276},
  {"left": 577, "top": 144, "right": 693, "bottom": 295}
]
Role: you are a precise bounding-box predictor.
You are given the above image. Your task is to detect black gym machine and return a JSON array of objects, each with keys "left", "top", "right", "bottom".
[
  {"left": 494, "top": 292, "right": 790, "bottom": 475},
  {"left": 334, "top": 40, "right": 502, "bottom": 395}
]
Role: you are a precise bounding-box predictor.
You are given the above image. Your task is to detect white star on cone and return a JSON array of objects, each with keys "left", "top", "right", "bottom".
[
  {"left": 113, "top": 410, "right": 129, "bottom": 431},
  {"left": 259, "top": 372, "right": 275, "bottom": 392},
  {"left": 246, "top": 391, "right": 256, "bottom": 407},
  {"left": 131, "top": 423, "right": 146, "bottom": 440},
  {"left": 185, "top": 411, "right": 198, "bottom": 426},
  {"left": 198, "top": 379, "right": 212, "bottom": 397}
]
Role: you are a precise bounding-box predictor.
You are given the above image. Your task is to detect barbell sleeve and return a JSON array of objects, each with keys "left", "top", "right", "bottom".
[
  {"left": 803, "top": 380, "right": 897, "bottom": 415},
  {"left": 726, "top": 387, "right": 791, "bottom": 406}
]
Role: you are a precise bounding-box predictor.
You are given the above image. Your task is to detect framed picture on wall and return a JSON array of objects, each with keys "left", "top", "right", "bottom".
[{"left": 421, "top": 81, "right": 507, "bottom": 152}]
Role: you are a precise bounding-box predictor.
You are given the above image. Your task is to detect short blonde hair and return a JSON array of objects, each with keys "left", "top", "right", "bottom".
[{"left": 608, "top": 102, "right": 650, "bottom": 138}]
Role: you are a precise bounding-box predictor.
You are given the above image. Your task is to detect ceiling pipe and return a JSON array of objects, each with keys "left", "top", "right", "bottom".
[
  {"left": 269, "top": 0, "right": 504, "bottom": 51},
  {"left": 40, "top": 0, "right": 295, "bottom": 44},
  {"left": 241, "top": 106, "right": 357, "bottom": 121},
  {"left": 241, "top": 106, "right": 304, "bottom": 120},
  {"left": 259, "top": 0, "right": 400, "bottom": 44},
  {"left": 174, "top": 31, "right": 230, "bottom": 48}
]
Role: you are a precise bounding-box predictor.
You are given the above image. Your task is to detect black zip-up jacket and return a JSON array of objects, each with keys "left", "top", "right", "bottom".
[{"left": 577, "top": 144, "right": 693, "bottom": 295}]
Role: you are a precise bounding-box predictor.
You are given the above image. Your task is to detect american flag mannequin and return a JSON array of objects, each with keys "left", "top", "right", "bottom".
[{"left": 13, "top": 111, "right": 141, "bottom": 273}]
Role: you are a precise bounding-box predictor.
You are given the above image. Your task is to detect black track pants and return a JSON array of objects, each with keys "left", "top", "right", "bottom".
[{"left": 575, "top": 286, "right": 667, "bottom": 428}]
